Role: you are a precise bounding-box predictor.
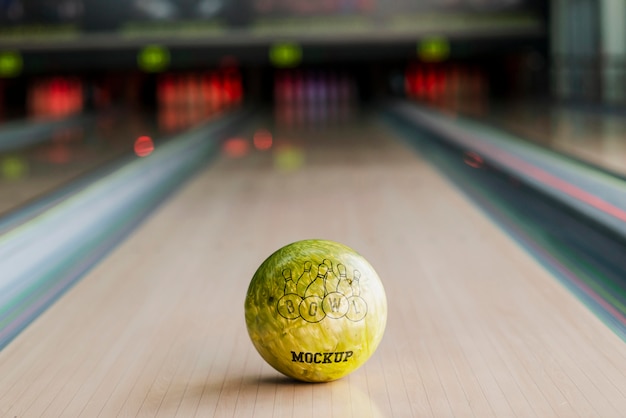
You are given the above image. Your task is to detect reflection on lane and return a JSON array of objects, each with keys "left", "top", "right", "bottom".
[
  {"left": 0, "top": 68, "right": 244, "bottom": 219},
  {"left": 0, "top": 106, "right": 222, "bottom": 218},
  {"left": 215, "top": 68, "right": 359, "bottom": 176},
  {"left": 0, "top": 110, "right": 157, "bottom": 217}
]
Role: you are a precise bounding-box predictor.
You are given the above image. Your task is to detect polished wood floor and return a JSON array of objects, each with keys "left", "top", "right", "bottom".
[{"left": 1, "top": 116, "right": 625, "bottom": 417}]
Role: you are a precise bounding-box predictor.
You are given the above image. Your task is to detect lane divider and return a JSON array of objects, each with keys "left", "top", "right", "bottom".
[{"left": 388, "top": 101, "right": 626, "bottom": 240}]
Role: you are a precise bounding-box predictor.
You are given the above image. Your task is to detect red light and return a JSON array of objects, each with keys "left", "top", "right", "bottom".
[
  {"left": 253, "top": 129, "right": 273, "bottom": 151},
  {"left": 211, "top": 74, "right": 223, "bottom": 109},
  {"left": 134, "top": 136, "right": 155, "bottom": 157},
  {"left": 223, "top": 137, "right": 249, "bottom": 158},
  {"left": 158, "top": 75, "right": 176, "bottom": 106},
  {"left": 415, "top": 70, "right": 424, "bottom": 98},
  {"left": 28, "top": 77, "right": 83, "bottom": 118},
  {"left": 426, "top": 68, "right": 437, "bottom": 97},
  {"left": 463, "top": 151, "right": 484, "bottom": 169},
  {"left": 228, "top": 73, "right": 243, "bottom": 103}
]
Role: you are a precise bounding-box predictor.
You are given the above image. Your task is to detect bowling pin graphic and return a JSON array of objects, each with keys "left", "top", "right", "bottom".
[
  {"left": 346, "top": 269, "right": 366, "bottom": 322},
  {"left": 278, "top": 267, "right": 304, "bottom": 320},
  {"left": 282, "top": 268, "right": 297, "bottom": 295},
  {"left": 323, "top": 259, "right": 341, "bottom": 292},
  {"left": 296, "top": 261, "right": 313, "bottom": 296},
  {"left": 335, "top": 263, "right": 353, "bottom": 296},
  {"left": 304, "top": 263, "right": 329, "bottom": 298},
  {"left": 350, "top": 270, "right": 361, "bottom": 296},
  {"left": 301, "top": 263, "right": 329, "bottom": 322}
]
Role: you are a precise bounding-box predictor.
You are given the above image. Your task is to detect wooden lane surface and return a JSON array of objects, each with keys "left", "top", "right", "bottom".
[{"left": 1, "top": 116, "right": 625, "bottom": 417}]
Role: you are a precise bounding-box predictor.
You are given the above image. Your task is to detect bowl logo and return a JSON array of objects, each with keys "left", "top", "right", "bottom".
[{"left": 277, "top": 259, "right": 368, "bottom": 323}]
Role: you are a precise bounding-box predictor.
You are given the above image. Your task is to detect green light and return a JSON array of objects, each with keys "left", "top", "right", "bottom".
[
  {"left": 0, "top": 51, "right": 23, "bottom": 78},
  {"left": 138, "top": 45, "right": 170, "bottom": 73},
  {"left": 270, "top": 43, "right": 302, "bottom": 68},
  {"left": 418, "top": 37, "right": 450, "bottom": 62},
  {"left": 274, "top": 145, "right": 305, "bottom": 171},
  {"left": 1, "top": 155, "right": 28, "bottom": 180}
]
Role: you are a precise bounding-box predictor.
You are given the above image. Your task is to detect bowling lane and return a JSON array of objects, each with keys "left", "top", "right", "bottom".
[{"left": 1, "top": 113, "right": 626, "bottom": 417}]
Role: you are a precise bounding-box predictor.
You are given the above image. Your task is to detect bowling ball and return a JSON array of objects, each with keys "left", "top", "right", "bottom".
[{"left": 244, "top": 239, "right": 387, "bottom": 382}]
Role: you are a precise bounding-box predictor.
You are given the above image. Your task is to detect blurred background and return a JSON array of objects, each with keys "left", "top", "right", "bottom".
[
  {"left": 0, "top": 0, "right": 625, "bottom": 215},
  {"left": 6, "top": 3, "right": 626, "bottom": 413},
  {"left": 1, "top": 0, "right": 552, "bottom": 112}
]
